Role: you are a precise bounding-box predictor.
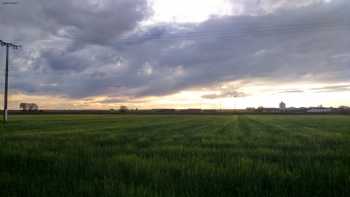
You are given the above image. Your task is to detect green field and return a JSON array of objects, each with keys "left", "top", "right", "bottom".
[{"left": 1, "top": 115, "right": 350, "bottom": 197}]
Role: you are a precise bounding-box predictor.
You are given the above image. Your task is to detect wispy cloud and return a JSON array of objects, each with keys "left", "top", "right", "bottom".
[
  {"left": 311, "top": 84, "right": 350, "bottom": 92},
  {"left": 278, "top": 89, "right": 305, "bottom": 94},
  {"left": 202, "top": 90, "right": 248, "bottom": 99}
]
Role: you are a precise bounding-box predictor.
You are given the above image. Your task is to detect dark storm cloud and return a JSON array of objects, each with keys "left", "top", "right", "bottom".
[
  {"left": 0, "top": 0, "right": 151, "bottom": 45},
  {"left": 1, "top": 0, "right": 350, "bottom": 99},
  {"left": 112, "top": 0, "right": 350, "bottom": 97},
  {"left": 228, "top": 0, "right": 328, "bottom": 15}
]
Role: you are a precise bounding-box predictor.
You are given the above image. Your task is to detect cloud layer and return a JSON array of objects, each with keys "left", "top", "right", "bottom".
[{"left": 1, "top": 0, "right": 349, "bottom": 103}]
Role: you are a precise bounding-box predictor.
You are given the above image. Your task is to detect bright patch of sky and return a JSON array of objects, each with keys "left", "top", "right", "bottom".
[
  {"left": 148, "top": 0, "right": 232, "bottom": 24},
  {"left": 147, "top": 0, "right": 334, "bottom": 24}
]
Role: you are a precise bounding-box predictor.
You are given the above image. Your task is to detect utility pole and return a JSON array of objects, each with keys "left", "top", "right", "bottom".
[{"left": 0, "top": 40, "right": 20, "bottom": 122}]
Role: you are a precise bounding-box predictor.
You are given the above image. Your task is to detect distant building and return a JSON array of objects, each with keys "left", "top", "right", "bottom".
[
  {"left": 307, "top": 108, "right": 332, "bottom": 113},
  {"left": 19, "top": 103, "right": 39, "bottom": 112},
  {"left": 279, "top": 102, "right": 286, "bottom": 110},
  {"left": 261, "top": 108, "right": 280, "bottom": 113},
  {"left": 339, "top": 106, "right": 350, "bottom": 109}
]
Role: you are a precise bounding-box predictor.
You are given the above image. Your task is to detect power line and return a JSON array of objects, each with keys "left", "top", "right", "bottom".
[{"left": 0, "top": 40, "right": 20, "bottom": 123}]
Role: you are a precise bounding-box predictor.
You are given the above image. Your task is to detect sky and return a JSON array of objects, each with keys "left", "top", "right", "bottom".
[{"left": 0, "top": 0, "right": 350, "bottom": 109}]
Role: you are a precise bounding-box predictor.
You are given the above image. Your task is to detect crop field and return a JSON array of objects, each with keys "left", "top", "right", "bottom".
[{"left": 1, "top": 115, "right": 350, "bottom": 197}]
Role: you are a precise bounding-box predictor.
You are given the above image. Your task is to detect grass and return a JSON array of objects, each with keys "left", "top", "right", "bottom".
[{"left": 0, "top": 114, "right": 350, "bottom": 197}]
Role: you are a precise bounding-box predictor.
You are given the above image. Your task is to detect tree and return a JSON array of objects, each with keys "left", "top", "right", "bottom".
[
  {"left": 19, "top": 103, "right": 39, "bottom": 112},
  {"left": 119, "top": 106, "right": 128, "bottom": 113}
]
